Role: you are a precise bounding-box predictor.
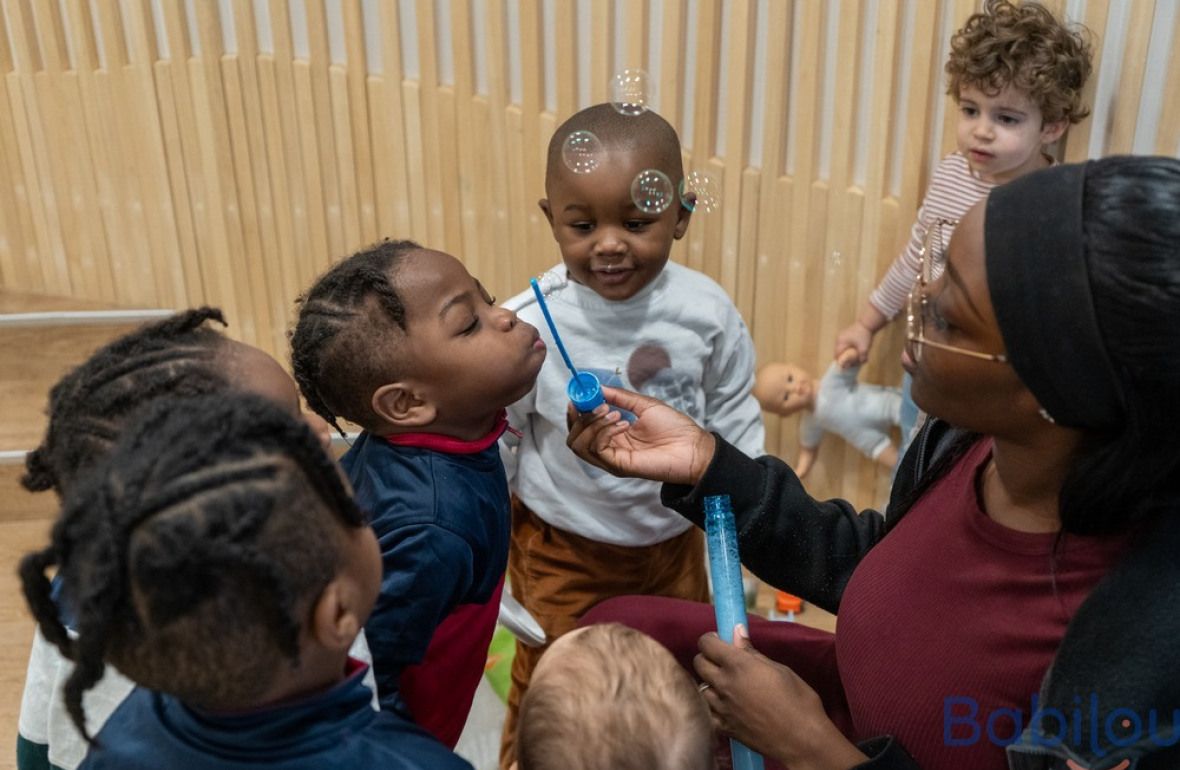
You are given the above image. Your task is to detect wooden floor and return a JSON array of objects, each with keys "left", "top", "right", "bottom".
[{"left": 0, "top": 289, "right": 836, "bottom": 770}]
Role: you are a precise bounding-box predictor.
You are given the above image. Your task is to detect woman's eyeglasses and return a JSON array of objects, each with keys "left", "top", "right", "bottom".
[{"left": 905, "top": 218, "right": 1008, "bottom": 364}]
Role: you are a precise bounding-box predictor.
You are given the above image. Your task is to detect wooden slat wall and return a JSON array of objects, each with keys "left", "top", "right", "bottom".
[{"left": 1, "top": 0, "right": 1177, "bottom": 504}]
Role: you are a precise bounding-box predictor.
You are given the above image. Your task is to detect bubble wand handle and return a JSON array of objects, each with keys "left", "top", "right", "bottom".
[
  {"left": 530, "top": 278, "right": 578, "bottom": 376},
  {"left": 704, "top": 494, "right": 766, "bottom": 770},
  {"left": 529, "top": 278, "right": 605, "bottom": 413}
]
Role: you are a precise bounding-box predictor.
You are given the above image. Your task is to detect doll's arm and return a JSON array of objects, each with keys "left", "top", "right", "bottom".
[
  {"left": 796, "top": 412, "right": 824, "bottom": 478},
  {"left": 796, "top": 444, "right": 818, "bottom": 478},
  {"left": 875, "top": 444, "right": 899, "bottom": 470}
]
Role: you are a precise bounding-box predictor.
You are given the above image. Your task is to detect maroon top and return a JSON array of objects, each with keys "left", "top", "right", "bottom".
[{"left": 836, "top": 439, "right": 1131, "bottom": 769}]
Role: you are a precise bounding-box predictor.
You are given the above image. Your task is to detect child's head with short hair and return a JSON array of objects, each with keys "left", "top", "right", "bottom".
[
  {"left": 541, "top": 104, "right": 692, "bottom": 302},
  {"left": 945, "top": 0, "right": 1092, "bottom": 182},
  {"left": 23, "top": 307, "right": 321, "bottom": 497},
  {"left": 20, "top": 393, "right": 381, "bottom": 739},
  {"left": 517, "top": 624, "right": 713, "bottom": 770},
  {"left": 291, "top": 240, "right": 547, "bottom": 439}
]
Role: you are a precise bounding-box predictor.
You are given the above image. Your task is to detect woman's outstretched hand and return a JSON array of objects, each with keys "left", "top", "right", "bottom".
[
  {"left": 695, "top": 627, "right": 868, "bottom": 770},
  {"left": 566, "top": 386, "right": 717, "bottom": 487}
]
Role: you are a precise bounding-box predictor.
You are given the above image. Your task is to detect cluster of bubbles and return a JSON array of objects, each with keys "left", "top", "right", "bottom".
[{"left": 556, "top": 68, "right": 721, "bottom": 216}]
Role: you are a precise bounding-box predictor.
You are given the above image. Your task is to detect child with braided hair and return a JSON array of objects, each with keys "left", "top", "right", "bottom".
[
  {"left": 14, "top": 308, "right": 346, "bottom": 770},
  {"left": 290, "top": 239, "right": 547, "bottom": 747},
  {"left": 19, "top": 393, "right": 471, "bottom": 770}
]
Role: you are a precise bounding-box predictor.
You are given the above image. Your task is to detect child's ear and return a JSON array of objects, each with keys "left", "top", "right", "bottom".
[
  {"left": 371, "top": 383, "right": 437, "bottom": 429},
  {"left": 1040, "top": 119, "right": 1067, "bottom": 146},
  {"left": 309, "top": 579, "right": 363, "bottom": 653},
  {"left": 673, "top": 202, "right": 692, "bottom": 239},
  {"left": 538, "top": 198, "right": 554, "bottom": 227}
]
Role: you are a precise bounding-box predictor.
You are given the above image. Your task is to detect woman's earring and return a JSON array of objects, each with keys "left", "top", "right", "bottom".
[{"left": 1038, "top": 407, "right": 1056, "bottom": 424}]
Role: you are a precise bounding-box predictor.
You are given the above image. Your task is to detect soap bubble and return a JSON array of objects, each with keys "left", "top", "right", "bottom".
[
  {"left": 679, "top": 171, "right": 721, "bottom": 213},
  {"left": 561, "top": 130, "right": 604, "bottom": 174},
  {"left": 631, "top": 169, "right": 674, "bottom": 214},
  {"left": 826, "top": 250, "right": 844, "bottom": 275},
  {"left": 611, "top": 69, "right": 650, "bottom": 116}
]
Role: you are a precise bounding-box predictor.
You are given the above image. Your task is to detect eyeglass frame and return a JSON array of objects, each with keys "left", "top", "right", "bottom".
[{"left": 904, "top": 218, "right": 1009, "bottom": 364}]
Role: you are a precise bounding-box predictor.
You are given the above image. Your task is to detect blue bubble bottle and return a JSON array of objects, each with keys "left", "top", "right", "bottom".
[{"left": 705, "top": 494, "right": 766, "bottom": 770}]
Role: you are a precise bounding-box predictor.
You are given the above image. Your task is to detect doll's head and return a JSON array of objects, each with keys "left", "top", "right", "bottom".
[{"left": 753, "top": 362, "right": 816, "bottom": 417}]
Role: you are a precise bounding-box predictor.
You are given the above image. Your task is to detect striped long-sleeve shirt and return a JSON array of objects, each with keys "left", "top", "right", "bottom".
[{"left": 869, "top": 152, "right": 995, "bottom": 319}]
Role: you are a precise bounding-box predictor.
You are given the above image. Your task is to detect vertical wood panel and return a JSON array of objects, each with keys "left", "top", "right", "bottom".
[
  {"left": 855, "top": 0, "right": 901, "bottom": 388},
  {"left": 1157, "top": 3, "right": 1180, "bottom": 155},
  {"left": 5, "top": 0, "right": 69, "bottom": 295},
  {"left": 684, "top": 0, "right": 722, "bottom": 277},
  {"left": 157, "top": 1, "right": 222, "bottom": 309},
  {"left": 1105, "top": 0, "right": 1153, "bottom": 154},
  {"left": 122, "top": 0, "right": 185, "bottom": 308},
  {"left": 658, "top": 0, "right": 685, "bottom": 127},
  {"left": 553, "top": 1, "right": 578, "bottom": 115},
  {"left": 412, "top": 0, "right": 448, "bottom": 248},
  {"left": 589, "top": 0, "right": 613, "bottom": 104},
  {"left": 342, "top": 0, "right": 378, "bottom": 243},
  {"left": 517, "top": 0, "right": 548, "bottom": 263},
  {"left": 719, "top": 0, "right": 756, "bottom": 317},
  {"left": 622, "top": 0, "right": 649, "bottom": 69},
  {"left": 370, "top": 0, "right": 413, "bottom": 240},
  {"left": 0, "top": 6, "right": 38, "bottom": 291},
  {"left": 1063, "top": 0, "right": 1110, "bottom": 162},
  {"left": 783, "top": 0, "right": 824, "bottom": 386},
  {"left": 939, "top": 0, "right": 979, "bottom": 155},
  {"left": 449, "top": 0, "right": 485, "bottom": 276},
  {"left": 305, "top": 0, "right": 347, "bottom": 259}
]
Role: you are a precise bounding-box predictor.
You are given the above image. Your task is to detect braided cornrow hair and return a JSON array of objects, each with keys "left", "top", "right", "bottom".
[
  {"left": 290, "top": 239, "right": 421, "bottom": 433},
  {"left": 22, "top": 307, "right": 231, "bottom": 495},
  {"left": 18, "top": 393, "right": 367, "bottom": 741}
]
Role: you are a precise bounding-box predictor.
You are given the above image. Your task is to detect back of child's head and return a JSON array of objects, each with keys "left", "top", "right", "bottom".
[
  {"left": 517, "top": 624, "right": 713, "bottom": 770},
  {"left": 19, "top": 392, "right": 368, "bottom": 739},
  {"left": 946, "top": 0, "right": 1092, "bottom": 124},
  {"left": 546, "top": 104, "right": 684, "bottom": 189},
  {"left": 22, "top": 307, "right": 234, "bottom": 496},
  {"left": 290, "top": 239, "right": 422, "bottom": 432}
]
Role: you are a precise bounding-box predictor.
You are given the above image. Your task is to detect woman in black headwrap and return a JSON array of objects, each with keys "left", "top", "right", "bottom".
[{"left": 567, "top": 155, "right": 1180, "bottom": 770}]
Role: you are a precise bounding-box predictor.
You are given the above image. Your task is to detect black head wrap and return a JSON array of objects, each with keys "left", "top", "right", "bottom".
[{"left": 984, "top": 162, "right": 1123, "bottom": 430}]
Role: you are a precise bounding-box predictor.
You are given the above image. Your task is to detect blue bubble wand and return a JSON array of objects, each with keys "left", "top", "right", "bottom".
[
  {"left": 530, "top": 277, "right": 604, "bottom": 412},
  {"left": 704, "top": 494, "right": 766, "bottom": 770}
]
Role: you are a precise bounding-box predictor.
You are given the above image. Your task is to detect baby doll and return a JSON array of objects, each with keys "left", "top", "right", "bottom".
[{"left": 753, "top": 352, "right": 900, "bottom": 478}]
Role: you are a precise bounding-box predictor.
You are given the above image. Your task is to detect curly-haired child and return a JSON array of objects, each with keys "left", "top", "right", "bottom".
[{"left": 834, "top": 0, "right": 1093, "bottom": 458}]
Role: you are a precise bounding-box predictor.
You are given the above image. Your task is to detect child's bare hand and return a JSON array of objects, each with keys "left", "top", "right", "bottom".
[
  {"left": 834, "top": 322, "right": 873, "bottom": 367},
  {"left": 566, "top": 386, "right": 716, "bottom": 487}
]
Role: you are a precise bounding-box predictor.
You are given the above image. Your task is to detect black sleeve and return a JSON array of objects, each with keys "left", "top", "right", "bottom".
[
  {"left": 660, "top": 434, "right": 888, "bottom": 613},
  {"left": 853, "top": 737, "right": 924, "bottom": 769}
]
